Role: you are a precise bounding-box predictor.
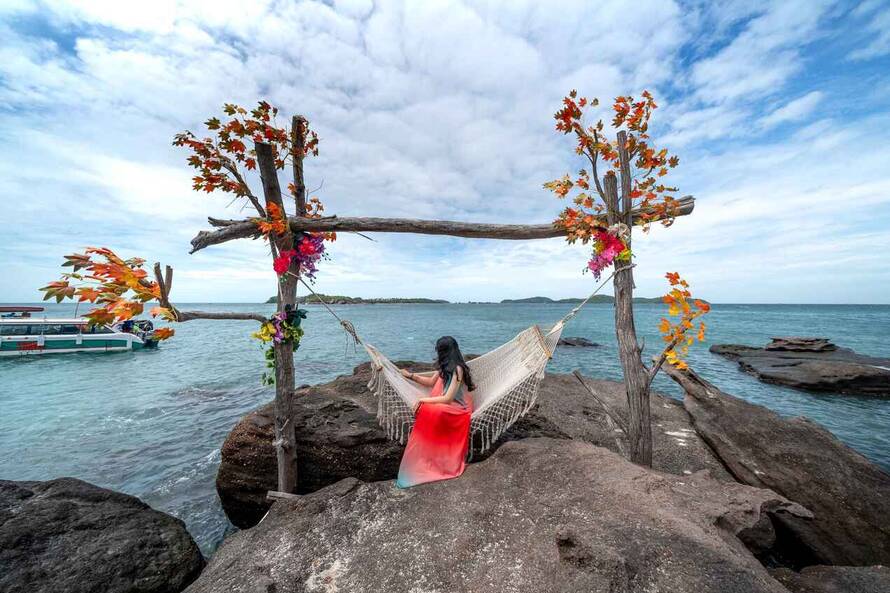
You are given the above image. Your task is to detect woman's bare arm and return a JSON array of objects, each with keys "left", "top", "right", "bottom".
[{"left": 400, "top": 368, "right": 438, "bottom": 387}]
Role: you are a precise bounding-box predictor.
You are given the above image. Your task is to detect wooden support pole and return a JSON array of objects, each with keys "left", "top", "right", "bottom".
[
  {"left": 606, "top": 164, "right": 653, "bottom": 467},
  {"left": 256, "top": 141, "right": 299, "bottom": 494},
  {"left": 189, "top": 197, "right": 695, "bottom": 253}
]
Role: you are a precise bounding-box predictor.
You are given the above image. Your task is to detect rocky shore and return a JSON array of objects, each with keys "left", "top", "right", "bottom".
[
  {"left": 215, "top": 362, "right": 731, "bottom": 528},
  {"left": 202, "top": 362, "right": 890, "bottom": 592},
  {"left": 5, "top": 363, "right": 889, "bottom": 592},
  {"left": 711, "top": 337, "right": 890, "bottom": 396}
]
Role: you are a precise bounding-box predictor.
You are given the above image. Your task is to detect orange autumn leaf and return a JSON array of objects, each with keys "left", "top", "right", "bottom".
[
  {"left": 152, "top": 327, "right": 175, "bottom": 341},
  {"left": 255, "top": 202, "right": 287, "bottom": 236},
  {"left": 42, "top": 247, "right": 176, "bottom": 342},
  {"left": 549, "top": 90, "right": 680, "bottom": 241},
  {"left": 657, "top": 273, "right": 710, "bottom": 370},
  {"left": 75, "top": 287, "right": 103, "bottom": 303}
]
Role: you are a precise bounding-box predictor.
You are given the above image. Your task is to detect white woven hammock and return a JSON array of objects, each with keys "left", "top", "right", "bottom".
[
  {"left": 364, "top": 321, "right": 565, "bottom": 453},
  {"left": 296, "top": 266, "right": 624, "bottom": 454}
]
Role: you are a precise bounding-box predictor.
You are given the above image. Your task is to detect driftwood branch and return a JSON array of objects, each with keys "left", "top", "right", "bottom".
[
  {"left": 174, "top": 310, "right": 267, "bottom": 323},
  {"left": 572, "top": 370, "right": 629, "bottom": 437},
  {"left": 647, "top": 336, "right": 683, "bottom": 388},
  {"left": 267, "top": 490, "right": 301, "bottom": 502},
  {"left": 151, "top": 262, "right": 266, "bottom": 323},
  {"left": 189, "top": 196, "right": 695, "bottom": 253},
  {"left": 659, "top": 361, "right": 715, "bottom": 396}
]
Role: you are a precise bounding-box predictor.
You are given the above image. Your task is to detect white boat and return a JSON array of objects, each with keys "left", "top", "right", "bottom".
[{"left": 0, "top": 307, "right": 158, "bottom": 356}]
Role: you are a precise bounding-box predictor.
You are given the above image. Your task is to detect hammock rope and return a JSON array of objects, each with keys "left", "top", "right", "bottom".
[{"left": 290, "top": 265, "right": 632, "bottom": 452}]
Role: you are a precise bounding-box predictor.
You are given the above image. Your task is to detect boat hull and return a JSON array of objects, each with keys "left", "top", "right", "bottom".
[{"left": 0, "top": 334, "right": 148, "bottom": 356}]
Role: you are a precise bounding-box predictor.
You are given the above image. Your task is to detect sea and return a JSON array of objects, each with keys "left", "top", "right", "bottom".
[{"left": 1, "top": 302, "right": 888, "bottom": 556}]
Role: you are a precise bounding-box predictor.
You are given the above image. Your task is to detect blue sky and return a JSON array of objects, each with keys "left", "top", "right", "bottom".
[{"left": 1, "top": 0, "right": 889, "bottom": 304}]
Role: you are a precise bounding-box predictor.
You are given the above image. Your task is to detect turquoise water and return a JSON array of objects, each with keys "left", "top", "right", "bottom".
[{"left": 1, "top": 302, "right": 888, "bottom": 555}]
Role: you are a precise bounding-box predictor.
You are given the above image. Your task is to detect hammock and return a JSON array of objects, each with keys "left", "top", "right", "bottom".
[{"left": 295, "top": 267, "right": 624, "bottom": 454}]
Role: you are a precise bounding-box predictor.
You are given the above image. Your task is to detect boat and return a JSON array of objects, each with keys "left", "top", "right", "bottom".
[{"left": 0, "top": 307, "right": 160, "bottom": 357}]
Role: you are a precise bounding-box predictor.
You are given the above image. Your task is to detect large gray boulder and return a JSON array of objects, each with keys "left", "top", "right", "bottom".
[
  {"left": 191, "top": 438, "right": 809, "bottom": 593},
  {"left": 216, "top": 363, "right": 731, "bottom": 527},
  {"left": 771, "top": 565, "right": 890, "bottom": 593},
  {"left": 711, "top": 341, "right": 890, "bottom": 396},
  {"left": 0, "top": 477, "right": 204, "bottom": 593},
  {"left": 665, "top": 365, "right": 890, "bottom": 566}
]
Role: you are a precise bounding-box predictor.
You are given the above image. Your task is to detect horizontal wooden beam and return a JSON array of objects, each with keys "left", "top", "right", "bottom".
[
  {"left": 189, "top": 196, "right": 694, "bottom": 253},
  {"left": 175, "top": 310, "right": 267, "bottom": 323}
]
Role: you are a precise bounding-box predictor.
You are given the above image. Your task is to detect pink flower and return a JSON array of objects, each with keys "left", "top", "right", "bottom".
[{"left": 587, "top": 230, "right": 627, "bottom": 280}]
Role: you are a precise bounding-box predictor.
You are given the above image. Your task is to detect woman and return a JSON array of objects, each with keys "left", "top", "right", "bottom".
[{"left": 396, "top": 336, "right": 476, "bottom": 488}]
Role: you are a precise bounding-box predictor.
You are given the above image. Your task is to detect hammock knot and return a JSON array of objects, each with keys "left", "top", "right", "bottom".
[{"left": 340, "top": 319, "right": 361, "bottom": 345}]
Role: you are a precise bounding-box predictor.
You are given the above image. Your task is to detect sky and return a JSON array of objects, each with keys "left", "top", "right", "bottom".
[{"left": 1, "top": 0, "right": 889, "bottom": 304}]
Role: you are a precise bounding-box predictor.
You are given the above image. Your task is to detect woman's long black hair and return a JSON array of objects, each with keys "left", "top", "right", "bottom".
[{"left": 435, "top": 336, "right": 475, "bottom": 392}]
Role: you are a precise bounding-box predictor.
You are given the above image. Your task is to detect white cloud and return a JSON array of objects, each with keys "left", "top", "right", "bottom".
[
  {"left": 849, "top": 0, "right": 890, "bottom": 60},
  {"left": 0, "top": 0, "right": 887, "bottom": 305},
  {"left": 758, "top": 91, "right": 824, "bottom": 129}
]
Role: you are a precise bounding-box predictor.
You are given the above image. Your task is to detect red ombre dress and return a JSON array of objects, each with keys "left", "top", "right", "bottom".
[{"left": 396, "top": 374, "right": 473, "bottom": 488}]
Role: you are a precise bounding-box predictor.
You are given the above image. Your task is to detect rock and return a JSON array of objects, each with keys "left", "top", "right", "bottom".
[
  {"left": 216, "top": 361, "right": 409, "bottom": 528},
  {"left": 765, "top": 337, "right": 837, "bottom": 352},
  {"left": 771, "top": 565, "right": 890, "bottom": 593},
  {"left": 217, "top": 364, "right": 732, "bottom": 528},
  {"left": 191, "top": 439, "right": 809, "bottom": 593},
  {"left": 557, "top": 336, "right": 601, "bottom": 347},
  {"left": 664, "top": 365, "right": 890, "bottom": 567},
  {"left": 711, "top": 342, "right": 890, "bottom": 396},
  {"left": 0, "top": 477, "right": 204, "bottom": 593}
]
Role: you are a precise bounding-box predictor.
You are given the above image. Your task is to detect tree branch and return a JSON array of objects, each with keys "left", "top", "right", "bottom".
[
  {"left": 647, "top": 335, "right": 682, "bottom": 388},
  {"left": 151, "top": 262, "right": 266, "bottom": 323},
  {"left": 189, "top": 196, "right": 695, "bottom": 253},
  {"left": 173, "top": 310, "right": 267, "bottom": 323},
  {"left": 590, "top": 129, "right": 608, "bottom": 201},
  {"left": 572, "top": 371, "right": 629, "bottom": 434},
  {"left": 219, "top": 155, "right": 266, "bottom": 218}
]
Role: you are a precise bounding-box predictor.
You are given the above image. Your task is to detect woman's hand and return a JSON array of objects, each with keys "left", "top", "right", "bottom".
[{"left": 400, "top": 368, "right": 413, "bottom": 380}]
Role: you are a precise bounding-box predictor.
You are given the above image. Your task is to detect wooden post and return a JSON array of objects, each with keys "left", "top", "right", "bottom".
[
  {"left": 256, "top": 141, "right": 299, "bottom": 494},
  {"left": 290, "top": 115, "right": 307, "bottom": 216},
  {"left": 605, "top": 145, "right": 653, "bottom": 466}
]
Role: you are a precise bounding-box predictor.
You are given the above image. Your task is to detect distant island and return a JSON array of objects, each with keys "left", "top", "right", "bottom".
[
  {"left": 267, "top": 294, "right": 449, "bottom": 305},
  {"left": 267, "top": 294, "right": 694, "bottom": 305},
  {"left": 500, "top": 295, "right": 668, "bottom": 304}
]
